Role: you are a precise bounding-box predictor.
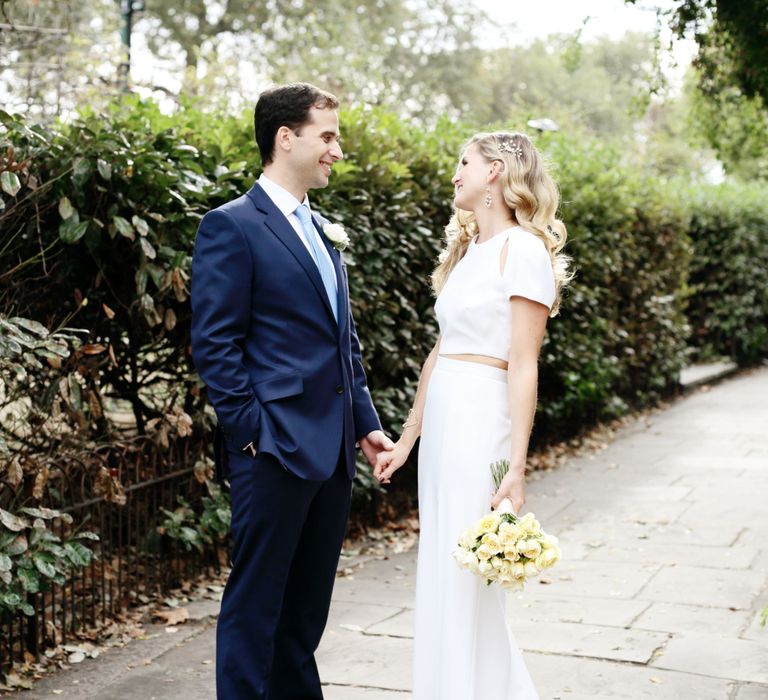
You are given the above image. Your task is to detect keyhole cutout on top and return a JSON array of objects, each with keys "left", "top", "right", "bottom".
[{"left": 499, "top": 237, "right": 509, "bottom": 275}]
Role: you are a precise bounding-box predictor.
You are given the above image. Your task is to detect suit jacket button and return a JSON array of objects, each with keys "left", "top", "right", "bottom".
[{"left": 335, "top": 385, "right": 344, "bottom": 394}]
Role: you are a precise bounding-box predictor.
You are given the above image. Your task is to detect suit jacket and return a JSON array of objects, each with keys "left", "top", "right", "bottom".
[{"left": 191, "top": 182, "right": 381, "bottom": 480}]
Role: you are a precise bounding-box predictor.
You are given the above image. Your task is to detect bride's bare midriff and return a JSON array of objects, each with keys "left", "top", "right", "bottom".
[{"left": 439, "top": 353, "right": 509, "bottom": 370}]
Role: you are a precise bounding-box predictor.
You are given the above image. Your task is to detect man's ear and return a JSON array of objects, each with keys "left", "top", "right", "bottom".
[{"left": 275, "top": 126, "right": 294, "bottom": 155}]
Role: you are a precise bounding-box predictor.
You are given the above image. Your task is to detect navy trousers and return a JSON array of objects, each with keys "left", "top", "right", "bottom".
[{"left": 216, "top": 448, "right": 351, "bottom": 699}]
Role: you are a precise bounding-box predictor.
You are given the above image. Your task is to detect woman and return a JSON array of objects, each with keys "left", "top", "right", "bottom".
[{"left": 374, "top": 131, "right": 571, "bottom": 699}]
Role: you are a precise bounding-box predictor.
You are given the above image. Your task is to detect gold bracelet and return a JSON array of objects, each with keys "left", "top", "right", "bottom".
[{"left": 402, "top": 409, "right": 418, "bottom": 429}]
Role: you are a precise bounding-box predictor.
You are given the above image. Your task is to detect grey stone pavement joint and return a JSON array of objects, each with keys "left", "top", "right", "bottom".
[{"left": 16, "top": 367, "right": 768, "bottom": 699}]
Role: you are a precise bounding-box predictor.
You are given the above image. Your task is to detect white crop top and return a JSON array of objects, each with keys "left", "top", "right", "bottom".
[{"left": 435, "top": 227, "right": 556, "bottom": 361}]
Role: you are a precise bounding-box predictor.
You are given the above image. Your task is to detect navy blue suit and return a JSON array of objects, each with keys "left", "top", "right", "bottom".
[{"left": 191, "top": 182, "right": 380, "bottom": 699}]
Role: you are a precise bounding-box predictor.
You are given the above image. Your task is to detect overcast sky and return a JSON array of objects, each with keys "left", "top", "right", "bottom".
[
  {"left": 478, "top": 0, "right": 676, "bottom": 40},
  {"left": 476, "top": 0, "right": 697, "bottom": 85}
]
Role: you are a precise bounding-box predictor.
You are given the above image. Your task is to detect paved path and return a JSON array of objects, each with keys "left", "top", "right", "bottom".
[{"left": 20, "top": 368, "right": 768, "bottom": 699}]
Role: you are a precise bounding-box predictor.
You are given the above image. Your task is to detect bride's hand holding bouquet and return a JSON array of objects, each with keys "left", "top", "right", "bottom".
[
  {"left": 490, "top": 459, "right": 527, "bottom": 515},
  {"left": 454, "top": 460, "right": 561, "bottom": 591}
]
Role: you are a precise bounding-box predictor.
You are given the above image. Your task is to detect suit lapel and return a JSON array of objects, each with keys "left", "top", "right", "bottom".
[{"left": 247, "top": 184, "right": 337, "bottom": 325}]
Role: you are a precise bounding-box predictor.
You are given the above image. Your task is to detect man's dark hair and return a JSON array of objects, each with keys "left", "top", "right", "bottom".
[{"left": 254, "top": 83, "right": 339, "bottom": 165}]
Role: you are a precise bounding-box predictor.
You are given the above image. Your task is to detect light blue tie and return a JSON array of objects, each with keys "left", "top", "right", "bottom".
[{"left": 295, "top": 204, "right": 338, "bottom": 322}]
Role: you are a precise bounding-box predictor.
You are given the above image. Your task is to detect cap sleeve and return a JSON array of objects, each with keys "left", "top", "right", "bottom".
[{"left": 502, "top": 231, "right": 556, "bottom": 310}]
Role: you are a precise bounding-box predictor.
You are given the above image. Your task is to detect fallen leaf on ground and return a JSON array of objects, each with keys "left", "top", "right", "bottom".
[{"left": 152, "top": 607, "right": 189, "bottom": 626}]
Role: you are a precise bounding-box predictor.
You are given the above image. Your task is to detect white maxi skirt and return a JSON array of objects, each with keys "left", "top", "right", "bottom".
[{"left": 413, "top": 356, "right": 539, "bottom": 700}]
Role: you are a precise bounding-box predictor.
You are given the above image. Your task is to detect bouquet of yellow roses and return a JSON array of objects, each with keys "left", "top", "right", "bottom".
[{"left": 452, "top": 460, "right": 561, "bottom": 591}]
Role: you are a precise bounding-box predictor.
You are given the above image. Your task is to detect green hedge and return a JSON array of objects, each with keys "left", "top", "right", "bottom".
[
  {"left": 685, "top": 182, "right": 768, "bottom": 364},
  {"left": 1, "top": 98, "right": 767, "bottom": 507},
  {"left": 538, "top": 137, "right": 692, "bottom": 434}
]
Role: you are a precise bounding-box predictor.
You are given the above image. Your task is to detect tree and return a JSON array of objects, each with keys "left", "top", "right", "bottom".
[
  {"left": 626, "top": 0, "right": 768, "bottom": 104},
  {"left": 0, "top": 0, "right": 120, "bottom": 119},
  {"left": 136, "top": 0, "right": 487, "bottom": 119},
  {"left": 470, "top": 32, "right": 657, "bottom": 140},
  {"left": 623, "top": 0, "right": 768, "bottom": 180},
  {"left": 688, "top": 73, "right": 768, "bottom": 180}
]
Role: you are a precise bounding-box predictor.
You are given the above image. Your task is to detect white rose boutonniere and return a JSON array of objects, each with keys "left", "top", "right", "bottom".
[{"left": 323, "top": 223, "right": 350, "bottom": 251}]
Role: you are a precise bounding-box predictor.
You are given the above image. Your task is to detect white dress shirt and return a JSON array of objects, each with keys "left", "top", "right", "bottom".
[{"left": 257, "top": 173, "right": 337, "bottom": 291}]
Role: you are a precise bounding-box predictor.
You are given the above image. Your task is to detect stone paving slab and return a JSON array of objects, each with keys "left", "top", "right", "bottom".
[
  {"left": 679, "top": 360, "right": 738, "bottom": 388},
  {"left": 735, "top": 684, "right": 768, "bottom": 699},
  {"left": 331, "top": 553, "right": 417, "bottom": 608},
  {"left": 508, "top": 620, "right": 669, "bottom": 663},
  {"left": 618, "top": 519, "right": 745, "bottom": 547},
  {"left": 637, "top": 565, "right": 765, "bottom": 609},
  {"left": 17, "top": 623, "right": 214, "bottom": 699},
  {"left": 651, "top": 633, "right": 768, "bottom": 684},
  {"left": 505, "top": 560, "right": 661, "bottom": 600},
  {"left": 90, "top": 624, "right": 217, "bottom": 700},
  {"left": 525, "top": 652, "right": 734, "bottom": 699},
  {"left": 583, "top": 542, "right": 759, "bottom": 569},
  {"left": 556, "top": 499, "right": 693, "bottom": 528},
  {"left": 664, "top": 454, "right": 768, "bottom": 471},
  {"left": 735, "top": 528, "right": 768, "bottom": 549},
  {"left": 326, "top": 600, "right": 407, "bottom": 631},
  {"left": 507, "top": 594, "right": 650, "bottom": 628},
  {"left": 324, "top": 686, "right": 408, "bottom": 699},
  {"left": 511, "top": 493, "right": 575, "bottom": 522},
  {"left": 365, "top": 609, "right": 413, "bottom": 637},
  {"left": 317, "top": 630, "right": 412, "bottom": 691},
  {"left": 741, "top": 608, "right": 768, "bottom": 642},
  {"left": 633, "top": 601, "right": 753, "bottom": 636}
]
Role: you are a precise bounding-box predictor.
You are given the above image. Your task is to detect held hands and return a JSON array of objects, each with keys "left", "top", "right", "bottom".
[
  {"left": 359, "top": 430, "right": 395, "bottom": 469},
  {"left": 374, "top": 440, "right": 411, "bottom": 484},
  {"left": 491, "top": 465, "right": 526, "bottom": 514}
]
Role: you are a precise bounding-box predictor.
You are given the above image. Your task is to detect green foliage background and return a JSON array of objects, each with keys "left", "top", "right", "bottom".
[
  {"left": 685, "top": 182, "right": 768, "bottom": 364},
  {"left": 2, "top": 97, "right": 767, "bottom": 504}
]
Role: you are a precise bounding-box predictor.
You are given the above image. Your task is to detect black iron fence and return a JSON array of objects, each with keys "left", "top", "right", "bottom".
[{"left": 0, "top": 437, "right": 226, "bottom": 669}]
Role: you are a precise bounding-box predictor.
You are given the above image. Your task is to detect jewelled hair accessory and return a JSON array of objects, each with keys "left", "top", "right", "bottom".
[
  {"left": 497, "top": 135, "right": 523, "bottom": 160},
  {"left": 547, "top": 224, "right": 561, "bottom": 241}
]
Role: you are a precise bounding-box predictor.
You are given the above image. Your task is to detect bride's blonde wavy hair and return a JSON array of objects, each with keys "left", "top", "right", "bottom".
[{"left": 432, "top": 131, "right": 572, "bottom": 316}]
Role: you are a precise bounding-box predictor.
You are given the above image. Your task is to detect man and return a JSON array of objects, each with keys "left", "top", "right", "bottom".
[{"left": 191, "top": 82, "right": 393, "bottom": 699}]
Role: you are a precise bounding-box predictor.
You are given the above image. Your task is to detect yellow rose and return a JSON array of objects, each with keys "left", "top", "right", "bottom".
[
  {"left": 501, "top": 578, "right": 524, "bottom": 592},
  {"left": 519, "top": 513, "right": 541, "bottom": 535},
  {"left": 537, "top": 547, "right": 560, "bottom": 569},
  {"left": 478, "top": 559, "right": 493, "bottom": 575},
  {"left": 524, "top": 560, "right": 540, "bottom": 577},
  {"left": 498, "top": 522, "right": 525, "bottom": 547},
  {"left": 453, "top": 548, "right": 476, "bottom": 571},
  {"left": 499, "top": 558, "right": 516, "bottom": 576},
  {"left": 516, "top": 538, "right": 541, "bottom": 558},
  {"left": 477, "top": 512, "right": 502, "bottom": 534},
  {"left": 481, "top": 533, "right": 503, "bottom": 555},
  {"left": 522, "top": 538, "right": 542, "bottom": 558},
  {"left": 541, "top": 533, "right": 559, "bottom": 548},
  {"left": 475, "top": 544, "right": 493, "bottom": 561},
  {"left": 511, "top": 561, "right": 526, "bottom": 580}
]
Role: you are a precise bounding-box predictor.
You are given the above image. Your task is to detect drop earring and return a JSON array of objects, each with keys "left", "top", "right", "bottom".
[{"left": 484, "top": 188, "right": 492, "bottom": 209}]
